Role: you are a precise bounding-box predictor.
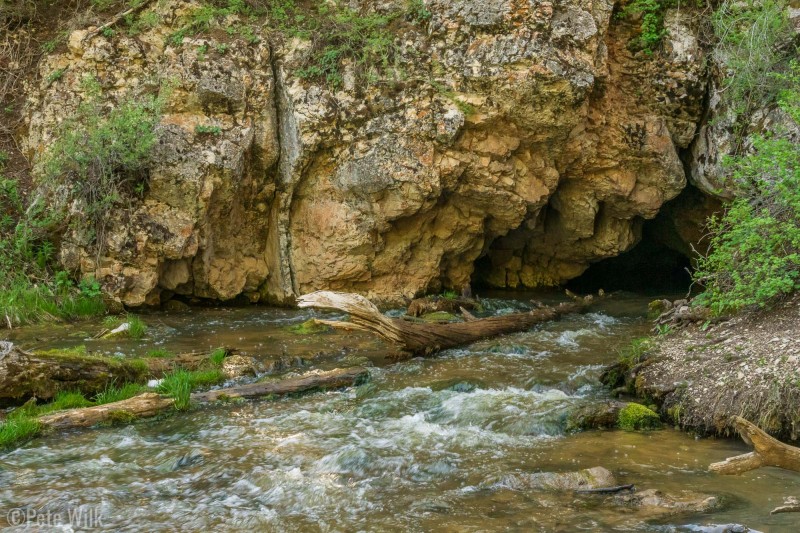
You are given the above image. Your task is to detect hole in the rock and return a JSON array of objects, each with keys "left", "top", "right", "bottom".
[{"left": 567, "top": 235, "right": 693, "bottom": 295}]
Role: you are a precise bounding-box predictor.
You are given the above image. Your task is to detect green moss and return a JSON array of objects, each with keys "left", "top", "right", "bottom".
[
  {"left": 103, "top": 314, "right": 147, "bottom": 339},
  {"left": 618, "top": 403, "right": 662, "bottom": 431},
  {"left": 100, "top": 410, "right": 138, "bottom": 426},
  {"left": 419, "top": 311, "right": 459, "bottom": 322},
  {"left": 287, "top": 319, "right": 332, "bottom": 335}
]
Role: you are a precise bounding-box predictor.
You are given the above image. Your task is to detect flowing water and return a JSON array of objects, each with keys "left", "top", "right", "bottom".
[{"left": 1, "top": 292, "right": 798, "bottom": 531}]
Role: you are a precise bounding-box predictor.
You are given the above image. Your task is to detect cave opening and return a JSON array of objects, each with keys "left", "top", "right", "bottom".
[{"left": 565, "top": 229, "right": 693, "bottom": 295}]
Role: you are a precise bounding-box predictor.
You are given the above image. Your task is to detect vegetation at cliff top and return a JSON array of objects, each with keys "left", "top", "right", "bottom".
[{"left": 618, "top": 0, "right": 706, "bottom": 55}]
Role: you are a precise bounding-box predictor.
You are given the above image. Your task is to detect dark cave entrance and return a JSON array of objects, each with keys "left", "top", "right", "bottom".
[{"left": 565, "top": 229, "right": 693, "bottom": 295}]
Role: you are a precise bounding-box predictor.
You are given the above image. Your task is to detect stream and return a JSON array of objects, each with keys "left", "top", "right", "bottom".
[{"left": 1, "top": 292, "right": 798, "bottom": 531}]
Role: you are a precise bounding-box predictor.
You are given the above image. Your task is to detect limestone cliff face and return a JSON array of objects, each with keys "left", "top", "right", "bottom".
[{"left": 25, "top": 0, "right": 708, "bottom": 306}]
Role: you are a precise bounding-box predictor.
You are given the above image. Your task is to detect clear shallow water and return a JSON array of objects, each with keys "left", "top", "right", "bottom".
[{"left": 1, "top": 292, "right": 799, "bottom": 531}]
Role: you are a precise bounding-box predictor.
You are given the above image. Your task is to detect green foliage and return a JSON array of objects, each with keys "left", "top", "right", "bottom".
[
  {"left": 103, "top": 314, "right": 148, "bottom": 339},
  {"left": 209, "top": 347, "right": 227, "bottom": 366},
  {"left": 617, "top": 336, "right": 654, "bottom": 366},
  {"left": 94, "top": 382, "right": 145, "bottom": 404},
  {"left": 195, "top": 124, "right": 222, "bottom": 135},
  {"left": 405, "top": 0, "right": 431, "bottom": 23},
  {"left": 693, "top": 64, "right": 800, "bottom": 314},
  {"left": 188, "top": 369, "right": 226, "bottom": 388},
  {"left": 0, "top": 417, "right": 42, "bottom": 450},
  {"left": 712, "top": 0, "right": 797, "bottom": 146},
  {"left": 41, "top": 79, "right": 163, "bottom": 248},
  {"left": 618, "top": 403, "right": 661, "bottom": 431},
  {"left": 157, "top": 367, "right": 226, "bottom": 410},
  {"left": 157, "top": 369, "right": 193, "bottom": 410},
  {"left": 618, "top": 0, "right": 678, "bottom": 54},
  {"left": 46, "top": 68, "right": 66, "bottom": 85}
]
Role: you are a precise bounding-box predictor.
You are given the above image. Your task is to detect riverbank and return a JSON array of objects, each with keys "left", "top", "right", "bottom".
[{"left": 621, "top": 295, "right": 800, "bottom": 441}]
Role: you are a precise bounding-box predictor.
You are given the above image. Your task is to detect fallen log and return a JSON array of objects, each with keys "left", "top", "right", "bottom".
[
  {"left": 36, "top": 367, "right": 368, "bottom": 431},
  {"left": 297, "top": 291, "right": 597, "bottom": 355},
  {"left": 709, "top": 416, "right": 800, "bottom": 475},
  {"left": 0, "top": 342, "right": 232, "bottom": 406},
  {"left": 0, "top": 341, "right": 147, "bottom": 406}
]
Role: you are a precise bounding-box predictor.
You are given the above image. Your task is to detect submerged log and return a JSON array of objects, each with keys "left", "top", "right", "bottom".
[
  {"left": 0, "top": 341, "right": 147, "bottom": 406},
  {"left": 37, "top": 367, "right": 368, "bottom": 431},
  {"left": 709, "top": 416, "right": 800, "bottom": 475},
  {"left": 297, "top": 291, "right": 597, "bottom": 355}
]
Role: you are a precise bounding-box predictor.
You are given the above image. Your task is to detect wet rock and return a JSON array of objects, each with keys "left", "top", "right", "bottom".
[
  {"left": 499, "top": 466, "right": 618, "bottom": 492},
  {"left": 162, "top": 299, "right": 191, "bottom": 312},
  {"left": 613, "top": 488, "right": 719, "bottom": 517},
  {"left": 565, "top": 400, "right": 629, "bottom": 431},
  {"left": 222, "top": 355, "right": 257, "bottom": 379}
]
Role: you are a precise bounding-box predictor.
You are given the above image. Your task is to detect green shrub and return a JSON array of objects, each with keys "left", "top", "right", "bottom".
[
  {"left": 618, "top": 403, "right": 661, "bottom": 431},
  {"left": 693, "top": 64, "right": 800, "bottom": 314},
  {"left": 711, "top": 0, "right": 796, "bottom": 147},
  {"left": 40, "top": 78, "right": 163, "bottom": 249}
]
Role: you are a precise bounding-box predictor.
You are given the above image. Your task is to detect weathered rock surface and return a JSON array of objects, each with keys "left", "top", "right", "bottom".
[{"left": 25, "top": 0, "right": 708, "bottom": 305}]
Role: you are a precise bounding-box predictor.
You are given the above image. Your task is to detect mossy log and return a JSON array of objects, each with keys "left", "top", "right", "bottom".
[
  {"left": 709, "top": 416, "right": 800, "bottom": 475},
  {"left": 297, "top": 291, "right": 597, "bottom": 355},
  {"left": 0, "top": 342, "right": 147, "bottom": 406},
  {"left": 37, "top": 367, "right": 368, "bottom": 431},
  {"left": 0, "top": 343, "right": 233, "bottom": 406}
]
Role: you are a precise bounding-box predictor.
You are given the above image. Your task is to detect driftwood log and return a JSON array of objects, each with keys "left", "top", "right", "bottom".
[
  {"left": 36, "top": 367, "right": 368, "bottom": 431},
  {"left": 297, "top": 291, "right": 598, "bottom": 355},
  {"left": 771, "top": 497, "right": 800, "bottom": 515},
  {"left": 709, "top": 416, "right": 800, "bottom": 475}
]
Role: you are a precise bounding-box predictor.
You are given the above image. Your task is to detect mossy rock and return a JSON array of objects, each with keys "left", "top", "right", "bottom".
[
  {"left": 618, "top": 403, "right": 662, "bottom": 431},
  {"left": 419, "top": 311, "right": 460, "bottom": 323},
  {"left": 287, "top": 319, "right": 332, "bottom": 335}
]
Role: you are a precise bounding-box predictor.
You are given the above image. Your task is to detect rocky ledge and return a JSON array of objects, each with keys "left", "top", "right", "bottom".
[{"left": 24, "top": 0, "right": 710, "bottom": 306}]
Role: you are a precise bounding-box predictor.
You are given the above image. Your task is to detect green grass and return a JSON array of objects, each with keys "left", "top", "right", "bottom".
[
  {"left": 209, "top": 347, "right": 227, "bottom": 367},
  {"left": 94, "top": 382, "right": 145, "bottom": 404},
  {"left": 0, "top": 418, "right": 42, "bottom": 450},
  {"left": 157, "top": 369, "right": 193, "bottom": 410},
  {"left": 103, "top": 314, "right": 147, "bottom": 339},
  {"left": 189, "top": 369, "right": 226, "bottom": 388}
]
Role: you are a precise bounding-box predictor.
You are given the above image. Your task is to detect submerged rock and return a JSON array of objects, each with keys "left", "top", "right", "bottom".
[
  {"left": 498, "top": 466, "right": 618, "bottom": 492},
  {"left": 613, "top": 488, "right": 719, "bottom": 517}
]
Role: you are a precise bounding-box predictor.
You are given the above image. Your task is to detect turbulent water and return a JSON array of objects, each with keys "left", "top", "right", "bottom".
[{"left": 1, "top": 292, "right": 798, "bottom": 531}]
